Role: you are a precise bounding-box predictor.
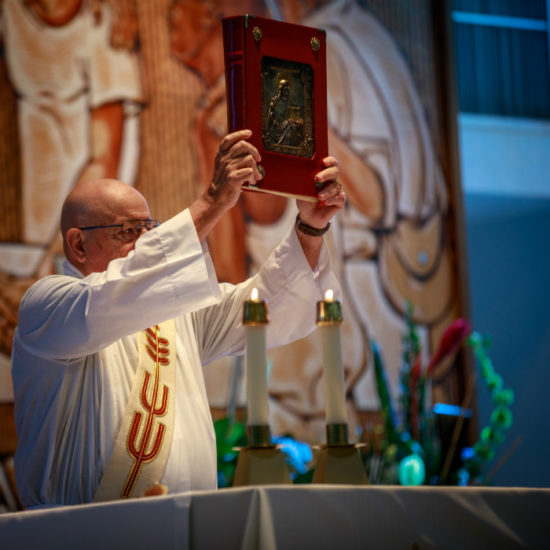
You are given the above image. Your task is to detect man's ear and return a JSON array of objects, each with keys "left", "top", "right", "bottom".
[{"left": 65, "top": 228, "right": 87, "bottom": 264}]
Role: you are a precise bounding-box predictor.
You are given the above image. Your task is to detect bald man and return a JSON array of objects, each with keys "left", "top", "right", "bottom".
[{"left": 11, "top": 130, "right": 345, "bottom": 507}]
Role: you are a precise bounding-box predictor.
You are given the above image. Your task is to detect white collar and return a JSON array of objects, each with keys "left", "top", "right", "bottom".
[{"left": 62, "top": 260, "right": 84, "bottom": 279}]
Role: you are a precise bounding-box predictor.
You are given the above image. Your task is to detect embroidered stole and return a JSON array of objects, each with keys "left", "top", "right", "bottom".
[{"left": 94, "top": 320, "right": 176, "bottom": 501}]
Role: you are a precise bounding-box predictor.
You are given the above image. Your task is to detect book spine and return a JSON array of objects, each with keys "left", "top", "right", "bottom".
[{"left": 222, "top": 17, "right": 246, "bottom": 132}]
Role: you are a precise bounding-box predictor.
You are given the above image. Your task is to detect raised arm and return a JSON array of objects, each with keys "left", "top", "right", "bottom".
[{"left": 189, "top": 129, "right": 263, "bottom": 243}]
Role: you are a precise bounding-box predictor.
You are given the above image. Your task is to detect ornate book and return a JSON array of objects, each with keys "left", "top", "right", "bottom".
[{"left": 222, "top": 15, "right": 328, "bottom": 201}]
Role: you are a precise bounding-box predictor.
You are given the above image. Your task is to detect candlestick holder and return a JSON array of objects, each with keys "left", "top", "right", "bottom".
[
  {"left": 233, "top": 424, "right": 292, "bottom": 486},
  {"left": 316, "top": 295, "right": 344, "bottom": 325},
  {"left": 312, "top": 423, "right": 368, "bottom": 485},
  {"left": 243, "top": 297, "right": 269, "bottom": 324},
  {"left": 236, "top": 289, "right": 289, "bottom": 485}
]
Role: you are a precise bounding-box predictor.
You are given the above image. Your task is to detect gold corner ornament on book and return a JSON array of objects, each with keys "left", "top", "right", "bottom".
[{"left": 94, "top": 320, "right": 176, "bottom": 501}]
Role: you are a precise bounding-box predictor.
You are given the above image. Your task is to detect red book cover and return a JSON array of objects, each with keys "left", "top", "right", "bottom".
[{"left": 222, "top": 15, "right": 328, "bottom": 201}]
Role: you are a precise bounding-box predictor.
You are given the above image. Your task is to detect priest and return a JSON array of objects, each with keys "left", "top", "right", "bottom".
[{"left": 11, "top": 129, "right": 345, "bottom": 507}]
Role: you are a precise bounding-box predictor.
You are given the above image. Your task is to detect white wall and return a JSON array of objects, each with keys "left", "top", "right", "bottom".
[{"left": 459, "top": 114, "right": 550, "bottom": 198}]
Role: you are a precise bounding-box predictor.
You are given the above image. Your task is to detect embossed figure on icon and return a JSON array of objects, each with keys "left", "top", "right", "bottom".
[
  {"left": 266, "top": 76, "right": 304, "bottom": 148},
  {"left": 262, "top": 59, "right": 314, "bottom": 159}
]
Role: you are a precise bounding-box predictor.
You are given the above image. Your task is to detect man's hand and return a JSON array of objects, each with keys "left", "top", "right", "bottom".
[
  {"left": 295, "top": 156, "right": 346, "bottom": 270},
  {"left": 297, "top": 156, "right": 345, "bottom": 229},
  {"left": 190, "top": 130, "right": 262, "bottom": 242},
  {"left": 207, "top": 129, "right": 263, "bottom": 208}
]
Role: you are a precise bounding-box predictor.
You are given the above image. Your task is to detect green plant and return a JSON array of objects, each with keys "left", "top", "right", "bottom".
[
  {"left": 369, "top": 303, "right": 513, "bottom": 485},
  {"left": 458, "top": 332, "right": 514, "bottom": 484}
]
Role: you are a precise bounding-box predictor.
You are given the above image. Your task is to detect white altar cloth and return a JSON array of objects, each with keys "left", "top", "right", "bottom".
[{"left": 1, "top": 485, "right": 549, "bottom": 549}]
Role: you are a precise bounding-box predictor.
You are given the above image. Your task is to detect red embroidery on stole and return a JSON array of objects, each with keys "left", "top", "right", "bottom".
[{"left": 121, "top": 325, "right": 170, "bottom": 498}]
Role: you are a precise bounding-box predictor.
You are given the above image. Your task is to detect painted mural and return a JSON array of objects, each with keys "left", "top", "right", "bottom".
[{"left": 0, "top": 0, "right": 464, "bottom": 444}]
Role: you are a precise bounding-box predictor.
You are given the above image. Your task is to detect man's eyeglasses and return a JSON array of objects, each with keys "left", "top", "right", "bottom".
[{"left": 78, "top": 220, "right": 161, "bottom": 241}]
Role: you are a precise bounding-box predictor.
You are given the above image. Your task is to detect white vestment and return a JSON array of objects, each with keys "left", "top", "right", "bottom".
[{"left": 11, "top": 209, "right": 338, "bottom": 507}]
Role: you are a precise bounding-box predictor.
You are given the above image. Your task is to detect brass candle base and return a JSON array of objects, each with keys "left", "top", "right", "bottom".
[
  {"left": 233, "top": 425, "right": 292, "bottom": 486},
  {"left": 247, "top": 424, "right": 272, "bottom": 448},
  {"left": 312, "top": 423, "right": 368, "bottom": 485},
  {"left": 326, "top": 423, "right": 350, "bottom": 446}
]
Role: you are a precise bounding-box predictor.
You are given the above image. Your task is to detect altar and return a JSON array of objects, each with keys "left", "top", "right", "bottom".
[{"left": 1, "top": 485, "right": 548, "bottom": 549}]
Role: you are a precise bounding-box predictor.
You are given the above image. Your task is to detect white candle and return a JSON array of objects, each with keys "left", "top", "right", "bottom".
[
  {"left": 317, "top": 289, "right": 348, "bottom": 425},
  {"left": 243, "top": 288, "right": 269, "bottom": 426}
]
